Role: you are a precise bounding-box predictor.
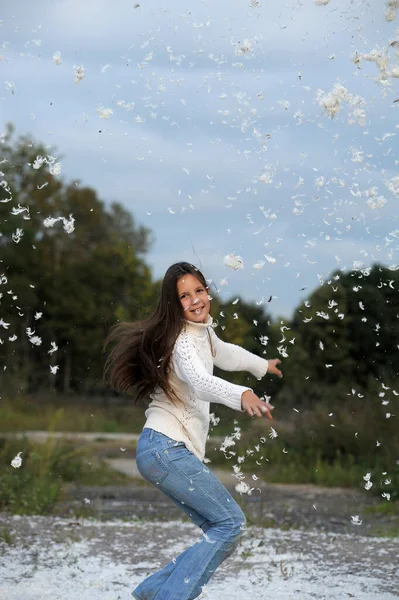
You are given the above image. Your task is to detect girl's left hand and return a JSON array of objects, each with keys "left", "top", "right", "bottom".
[{"left": 267, "top": 358, "right": 283, "bottom": 378}]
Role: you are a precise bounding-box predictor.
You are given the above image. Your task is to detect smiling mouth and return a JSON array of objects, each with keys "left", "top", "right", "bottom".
[{"left": 191, "top": 306, "right": 204, "bottom": 315}]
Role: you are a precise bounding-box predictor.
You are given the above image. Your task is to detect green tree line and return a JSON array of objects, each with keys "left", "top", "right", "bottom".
[{"left": 0, "top": 124, "right": 159, "bottom": 395}]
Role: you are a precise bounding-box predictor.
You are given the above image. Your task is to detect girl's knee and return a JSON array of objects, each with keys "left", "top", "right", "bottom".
[
  {"left": 234, "top": 517, "right": 246, "bottom": 540},
  {"left": 228, "top": 509, "right": 246, "bottom": 540},
  {"left": 224, "top": 515, "right": 246, "bottom": 556},
  {"left": 235, "top": 506, "right": 247, "bottom": 531}
]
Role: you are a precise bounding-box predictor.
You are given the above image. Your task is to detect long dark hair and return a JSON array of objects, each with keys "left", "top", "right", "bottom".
[{"left": 103, "top": 262, "right": 209, "bottom": 404}]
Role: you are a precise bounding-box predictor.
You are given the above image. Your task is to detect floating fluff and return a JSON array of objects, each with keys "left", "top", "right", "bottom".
[
  {"left": 49, "top": 162, "right": 61, "bottom": 176},
  {"left": 385, "top": 175, "right": 399, "bottom": 197},
  {"left": 235, "top": 39, "right": 253, "bottom": 55},
  {"left": 73, "top": 65, "right": 85, "bottom": 84},
  {"left": 385, "top": 0, "right": 399, "bottom": 21},
  {"left": 235, "top": 481, "right": 250, "bottom": 494},
  {"left": 253, "top": 260, "right": 265, "bottom": 270},
  {"left": 97, "top": 106, "right": 113, "bottom": 119},
  {"left": 264, "top": 254, "right": 276, "bottom": 264},
  {"left": 43, "top": 214, "right": 75, "bottom": 234},
  {"left": 367, "top": 196, "right": 386, "bottom": 210},
  {"left": 11, "top": 452, "right": 22, "bottom": 469},
  {"left": 32, "top": 154, "right": 61, "bottom": 174},
  {"left": 52, "top": 51, "right": 62, "bottom": 65},
  {"left": 316, "top": 83, "right": 366, "bottom": 124},
  {"left": 11, "top": 228, "right": 24, "bottom": 243},
  {"left": 32, "top": 155, "right": 47, "bottom": 170},
  {"left": 223, "top": 253, "right": 244, "bottom": 270}
]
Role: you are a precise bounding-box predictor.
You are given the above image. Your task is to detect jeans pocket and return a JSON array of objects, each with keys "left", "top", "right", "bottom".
[
  {"left": 136, "top": 449, "right": 169, "bottom": 485},
  {"left": 164, "top": 446, "right": 205, "bottom": 478}
]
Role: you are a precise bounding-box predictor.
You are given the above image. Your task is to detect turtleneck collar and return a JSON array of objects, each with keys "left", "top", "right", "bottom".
[{"left": 183, "top": 314, "right": 213, "bottom": 337}]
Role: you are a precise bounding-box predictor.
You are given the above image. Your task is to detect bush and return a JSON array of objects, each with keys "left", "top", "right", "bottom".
[
  {"left": 0, "top": 436, "right": 127, "bottom": 515},
  {"left": 208, "top": 397, "right": 399, "bottom": 499},
  {"left": 0, "top": 437, "right": 66, "bottom": 514}
]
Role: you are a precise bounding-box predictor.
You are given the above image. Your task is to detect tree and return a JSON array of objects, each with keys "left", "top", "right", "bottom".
[
  {"left": 277, "top": 264, "right": 399, "bottom": 408},
  {"left": 0, "top": 124, "right": 157, "bottom": 395}
]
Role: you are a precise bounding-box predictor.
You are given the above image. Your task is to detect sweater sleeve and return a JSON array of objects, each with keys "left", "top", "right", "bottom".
[
  {"left": 172, "top": 333, "right": 250, "bottom": 411},
  {"left": 209, "top": 328, "right": 268, "bottom": 379}
]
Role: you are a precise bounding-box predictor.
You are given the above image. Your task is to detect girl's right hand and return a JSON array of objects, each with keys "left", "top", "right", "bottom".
[{"left": 241, "top": 390, "right": 274, "bottom": 420}]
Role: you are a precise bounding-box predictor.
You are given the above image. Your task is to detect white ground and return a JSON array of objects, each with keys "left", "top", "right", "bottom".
[{"left": 0, "top": 515, "right": 398, "bottom": 600}]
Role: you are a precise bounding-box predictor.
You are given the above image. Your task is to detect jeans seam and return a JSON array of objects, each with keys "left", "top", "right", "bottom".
[
  {"left": 163, "top": 456, "right": 244, "bottom": 528},
  {"left": 167, "top": 460, "right": 203, "bottom": 480},
  {"left": 156, "top": 445, "right": 204, "bottom": 480},
  {"left": 184, "top": 536, "right": 226, "bottom": 600}
]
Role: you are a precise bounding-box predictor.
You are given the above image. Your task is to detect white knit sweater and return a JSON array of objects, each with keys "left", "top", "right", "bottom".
[{"left": 143, "top": 315, "right": 269, "bottom": 461}]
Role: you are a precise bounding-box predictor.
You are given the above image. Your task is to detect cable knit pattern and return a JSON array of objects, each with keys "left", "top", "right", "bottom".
[
  {"left": 173, "top": 333, "right": 248, "bottom": 409},
  {"left": 209, "top": 327, "right": 269, "bottom": 379},
  {"left": 144, "top": 315, "right": 269, "bottom": 461}
]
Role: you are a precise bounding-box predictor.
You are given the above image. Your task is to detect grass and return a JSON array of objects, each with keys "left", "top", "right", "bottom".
[
  {"left": 368, "top": 523, "right": 399, "bottom": 538},
  {"left": 2, "top": 393, "right": 398, "bottom": 516},
  {"left": 0, "top": 395, "right": 250, "bottom": 437},
  {"left": 0, "top": 435, "right": 134, "bottom": 516},
  {"left": 207, "top": 442, "right": 365, "bottom": 488},
  {"left": 366, "top": 505, "right": 399, "bottom": 537},
  {"left": 206, "top": 417, "right": 399, "bottom": 500},
  {"left": 364, "top": 501, "right": 399, "bottom": 517},
  {"left": 0, "top": 395, "right": 146, "bottom": 434},
  {"left": 0, "top": 527, "right": 14, "bottom": 545}
]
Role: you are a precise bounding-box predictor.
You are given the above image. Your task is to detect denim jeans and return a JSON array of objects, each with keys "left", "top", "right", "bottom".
[{"left": 132, "top": 428, "right": 246, "bottom": 600}]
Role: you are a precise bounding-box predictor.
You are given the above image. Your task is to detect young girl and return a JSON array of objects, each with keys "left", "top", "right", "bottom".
[{"left": 103, "top": 261, "right": 282, "bottom": 600}]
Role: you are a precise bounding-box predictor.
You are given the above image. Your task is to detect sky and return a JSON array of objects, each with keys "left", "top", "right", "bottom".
[{"left": 1, "top": 0, "right": 399, "bottom": 318}]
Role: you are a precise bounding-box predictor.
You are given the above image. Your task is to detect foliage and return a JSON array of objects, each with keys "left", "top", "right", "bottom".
[
  {"left": 276, "top": 264, "right": 399, "bottom": 408},
  {"left": 0, "top": 435, "right": 132, "bottom": 515},
  {"left": 208, "top": 389, "right": 399, "bottom": 500},
  {"left": 0, "top": 124, "right": 158, "bottom": 395}
]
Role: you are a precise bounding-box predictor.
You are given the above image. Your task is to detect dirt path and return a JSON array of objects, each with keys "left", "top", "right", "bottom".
[
  {"left": 2, "top": 430, "right": 144, "bottom": 443},
  {"left": 6, "top": 430, "right": 399, "bottom": 537},
  {"left": 62, "top": 457, "right": 399, "bottom": 538}
]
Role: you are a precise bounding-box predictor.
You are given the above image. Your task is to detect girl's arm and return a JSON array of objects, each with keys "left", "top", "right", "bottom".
[
  {"left": 209, "top": 328, "right": 268, "bottom": 379},
  {"left": 172, "top": 333, "right": 250, "bottom": 411}
]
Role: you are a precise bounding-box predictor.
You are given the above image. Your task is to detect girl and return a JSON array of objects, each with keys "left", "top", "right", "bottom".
[{"left": 103, "top": 261, "right": 282, "bottom": 600}]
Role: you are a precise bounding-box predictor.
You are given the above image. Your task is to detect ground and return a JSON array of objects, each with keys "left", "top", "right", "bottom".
[
  {"left": 1, "top": 432, "right": 398, "bottom": 599},
  {"left": 0, "top": 514, "right": 398, "bottom": 599},
  {"left": 64, "top": 454, "right": 399, "bottom": 537}
]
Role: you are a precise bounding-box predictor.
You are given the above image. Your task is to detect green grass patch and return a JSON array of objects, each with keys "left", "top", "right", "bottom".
[
  {"left": 0, "top": 395, "right": 254, "bottom": 437},
  {"left": 207, "top": 444, "right": 366, "bottom": 489},
  {"left": 368, "top": 524, "right": 399, "bottom": 538},
  {"left": 207, "top": 414, "right": 399, "bottom": 499},
  {"left": 0, "top": 395, "right": 145, "bottom": 434},
  {"left": 364, "top": 501, "right": 399, "bottom": 517},
  {"left": 0, "top": 436, "right": 134, "bottom": 516},
  {"left": 0, "top": 527, "right": 14, "bottom": 545}
]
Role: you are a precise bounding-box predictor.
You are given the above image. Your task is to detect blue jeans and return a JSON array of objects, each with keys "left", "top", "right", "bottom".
[{"left": 132, "top": 428, "right": 246, "bottom": 600}]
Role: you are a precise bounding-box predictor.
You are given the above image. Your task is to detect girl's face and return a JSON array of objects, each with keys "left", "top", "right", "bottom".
[{"left": 177, "top": 274, "right": 211, "bottom": 324}]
